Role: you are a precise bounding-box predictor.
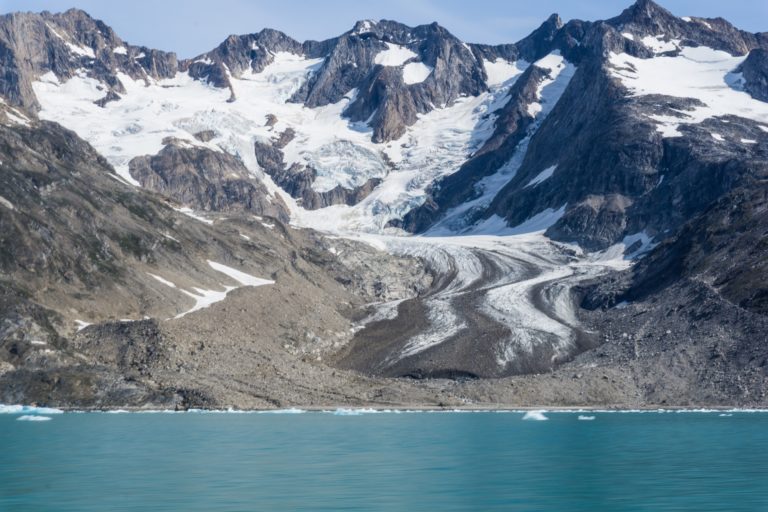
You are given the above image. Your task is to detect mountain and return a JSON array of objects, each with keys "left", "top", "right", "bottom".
[{"left": 0, "top": 1, "right": 767, "bottom": 408}]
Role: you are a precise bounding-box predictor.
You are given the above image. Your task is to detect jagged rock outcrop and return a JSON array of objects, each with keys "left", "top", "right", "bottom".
[
  {"left": 291, "top": 20, "right": 492, "bottom": 142},
  {"left": 606, "top": 0, "right": 768, "bottom": 56},
  {"left": 397, "top": 64, "right": 551, "bottom": 232},
  {"left": 740, "top": 48, "right": 768, "bottom": 102},
  {"left": 0, "top": 9, "right": 178, "bottom": 112},
  {"left": 129, "top": 140, "right": 289, "bottom": 222},
  {"left": 470, "top": 2, "right": 768, "bottom": 250}
]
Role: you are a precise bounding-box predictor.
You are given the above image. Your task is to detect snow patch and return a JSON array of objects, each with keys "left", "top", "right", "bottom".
[
  {"left": 175, "top": 287, "right": 233, "bottom": 319},
  {"left": 469, "top": 206, "right": 566, "bottom": 236},
  {"left": 622, "top": 231, "right": 658, "bottom": 259},
  {"left": 148, "top": 273, "right": 177, "bottom": 288},
  {"left": 483, "top": 59, "right": 525, "bottom": 87},
  {"left": 374, "top": 43, "right": 417, "bottom": 67},
  {"left": 640, "top": 35, "right": 680, "bottom": 54},
  {"left": 609, "top": 46, "right": 768, "bottom": 137},
  {"left": 207, "top": 261, "right": 274, "bottom": 287},
  {"left": 0, "top": 196, "right": 15, "bottom": 210},
  {"left": 528, "top": 52, "right": 576, "bottom": 118},
  {"left": 45, "top": 23, "right": 95, "bottom": 58},
  {"left": 113, "top": 46, "right": 128, "bottom": 55},
  {"left": 173, "top": 207, "right": 214, "bottom": 225},
  {"left": 402, "top": 62, "right": 433, "bottom": 84},
  {"left": 173, "top": 262, "right": 273, "bottom": 319},
  {"left": 711, "top": 132, "right": 724, "bottom": 141},
  {"left": 524, "top": 165, "right": 557, "bottom": 188},
  {"left": 75, "top": 320, "right": 92, "bottom": 331},
  {"left": 741, "top": 138, "right": 757, "bottom": 144}
]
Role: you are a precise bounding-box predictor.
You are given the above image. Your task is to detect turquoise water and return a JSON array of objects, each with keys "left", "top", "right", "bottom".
[{"left": 2, "top": 409, "right": 768, "bottom": 511}]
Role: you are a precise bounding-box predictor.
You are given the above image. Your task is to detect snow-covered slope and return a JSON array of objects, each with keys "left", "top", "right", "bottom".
[
  {"left": 609, "top": 46, "right": 768, "bottom": 137},
  {"left": 31, "top": 48, "right": 536, "bottom": 234}
]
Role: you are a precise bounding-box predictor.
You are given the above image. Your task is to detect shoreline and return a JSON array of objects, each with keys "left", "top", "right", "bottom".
[{"left": 4, "top": 403, "right": 768, "bottom": 414}]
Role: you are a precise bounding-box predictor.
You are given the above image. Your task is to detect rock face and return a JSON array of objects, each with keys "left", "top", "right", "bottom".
[
  {"left": 607, "top": 0, "right": 767, "bottom": 56},
  {"left": 0, "top": 9, "right": 178, "bottom": 112},
  {"left": 0, "top": 114, "right": 439, "bottom": 409},
  {"left": 404, "top": 0, "right": 768, "bottom": 252},
  {"left": 740, "top": 49, "right": 768, "bottom": 102},
  {"left": 129, "top": 140, "right": 290, "bottom": 222},
  {"left": 397, "top": 64, "right": 554, "bottom": 232}
]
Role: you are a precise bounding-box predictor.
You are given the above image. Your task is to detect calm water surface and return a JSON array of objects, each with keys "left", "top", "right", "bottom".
[{"left": 1, "top": 409, "right": 767, "bottom": 511}]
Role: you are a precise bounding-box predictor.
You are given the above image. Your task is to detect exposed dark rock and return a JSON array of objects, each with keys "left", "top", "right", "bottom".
[
  {"left": 482, "top": 54, "right": 661, "bottom": 249},
  {"left": 740, "top": 48, "right": 768, "bottom": 102},
  {"left": 193, "top": 130, "right": 216, "bottom": 143},
  {"left": 0, "top": 9, "right": 179, "bottom": 112},
  {"left": 291, "top": 20, "right": 497, "bottom": 142},
  {"left": 546, "top": 195, "right": 632, "bottom": 251},
  {"left": 129, "top": 140, "right": 289, "bottom": 222},
  {"left": 606, "top": 0, "right": 768, "bottom": 56},
  {"left": 398, "top": 65, "right": 550, "bottom": 232},
  {"left": 93, "top": 90, "right": 120, "bottom": 107}
]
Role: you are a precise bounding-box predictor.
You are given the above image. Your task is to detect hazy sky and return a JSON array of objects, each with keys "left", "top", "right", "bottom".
[{"left": 1, "top": 0, "right": 766, "bottom": 58}]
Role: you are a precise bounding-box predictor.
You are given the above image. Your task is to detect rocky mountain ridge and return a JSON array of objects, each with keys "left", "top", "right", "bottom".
[{"left": 0, "top": 0, "right": 767, "bottom": 408}]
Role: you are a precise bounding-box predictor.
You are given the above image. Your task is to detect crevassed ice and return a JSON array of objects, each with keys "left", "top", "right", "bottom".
[{"left": 307, "top": 141, "right": 389, "bottom": 193}]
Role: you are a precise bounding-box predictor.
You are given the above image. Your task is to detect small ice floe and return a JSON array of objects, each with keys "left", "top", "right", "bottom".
[
  {"left": 0, "top": 404, "right": 63, "bottom": 415},
  {"left": 17, "top": 415, "right": 52, "bottom": 421},
  {"left": 719, "top": 413, "right": 733, "bottom": 417},
  {"left": 257, "top": 408, "right": 306, "bottom": 414},
  {"left": 332, "top": 408, "right": 379, "bottom": 416},
  {"left": 333, "top": 408, "right": 362, "bottom": 416},
  {"left": 522, "top": 410, "right": 549, "bottom": 421},
  {"left": 578, "top": 415, "right": 596, "bottom": 421}
]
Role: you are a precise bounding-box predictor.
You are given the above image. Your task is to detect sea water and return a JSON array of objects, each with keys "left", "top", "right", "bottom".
[{"left": 2, "top": 409, "right": 768, "bottom": 511}]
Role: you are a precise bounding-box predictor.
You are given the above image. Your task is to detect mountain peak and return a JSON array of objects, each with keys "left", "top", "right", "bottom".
[
  {"left": 613, "top": 0, "right": 677, "bottom": 26},
  {"left": 514, "top": 12, "right": 565, "bottom": 61},
  {"left": 545, "top": 13, "right": 564, "bottom": 29},
  {"left": 350, "top": 19, "right": 378, "bottom": 35}
]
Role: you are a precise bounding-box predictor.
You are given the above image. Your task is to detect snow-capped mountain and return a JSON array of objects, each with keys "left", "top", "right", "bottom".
[{"left": 1, "top": 0, "right": 767, "bottom": 408}]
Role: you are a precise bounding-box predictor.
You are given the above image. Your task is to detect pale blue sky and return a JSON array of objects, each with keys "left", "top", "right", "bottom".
[{"left": 1, "top": 0, "right": 766, "bottom": 58}]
